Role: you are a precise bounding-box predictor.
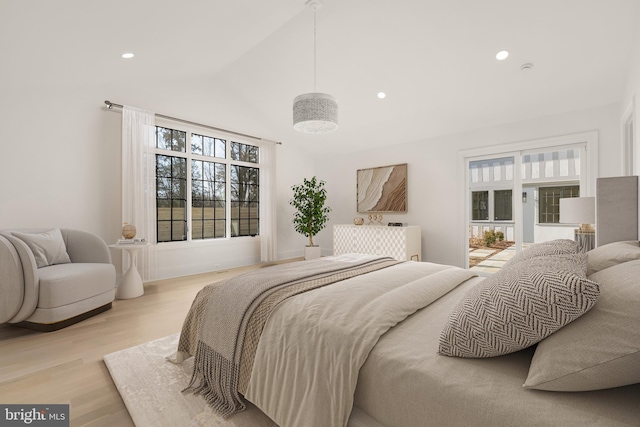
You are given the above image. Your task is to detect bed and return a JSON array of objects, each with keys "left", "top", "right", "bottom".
[{"left": 173, "top": 176, "right": 640, "bottom": 427}]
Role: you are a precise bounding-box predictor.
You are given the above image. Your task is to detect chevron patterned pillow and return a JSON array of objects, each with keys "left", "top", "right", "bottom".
[
  {"left": 502, "top": 239, "right": 578, "bottom": 269},
  {"left": 439, "top": 253, "right": 600, "bottom": 358}
]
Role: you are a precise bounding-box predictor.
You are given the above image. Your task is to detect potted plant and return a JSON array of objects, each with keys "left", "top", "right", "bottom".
[{"left": 290, "top": 176, "right": 331, "bottom": 259}]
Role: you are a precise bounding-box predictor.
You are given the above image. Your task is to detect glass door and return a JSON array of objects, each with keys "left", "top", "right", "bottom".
[
  {"left": 520, "top": 146, "right": 584, "bottom": 246},
  {"left": 465, "top": 143, "right": 588, "bottom": 273},
  {"left": 467, "top": 155, "right": 518, "bottom": 274}
]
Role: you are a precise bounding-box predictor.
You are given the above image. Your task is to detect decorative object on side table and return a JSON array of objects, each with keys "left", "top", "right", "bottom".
[
  {"left": 353, "top": 217, "right": 364, "bottom": 225},
  {"left": 116, "top": 237, "right": 146, "bottom": 245},
  {"left": 367, "top": 213, "right": 384, "bottom": 225},
  {"left": 122, "top": 222, "right": 137, "bottom": 239},
  {"left": 290, "top": 176, "right": 331, "bottom": 260},
  {"left": 559, "top": 197, "right": 596, "bottom": 252}
]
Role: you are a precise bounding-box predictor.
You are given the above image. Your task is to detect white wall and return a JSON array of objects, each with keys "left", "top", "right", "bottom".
[
  {"left": 275, "top": 142, "right": 320, "bottom": 260},
  {"left": 0, "top": 75, "right": 313, "bottom": 280},
  {"left": 621, "top": 11, "right": 640, "bottom": 236},
  {"left": 622, "top": 10, "right": 640, "bottom": 174},
  {"left": 0, "top": 85, "right": 122, "bottom": 241},
  {"left": 314, "top": 103, "right": 622, "bottom": 267}
]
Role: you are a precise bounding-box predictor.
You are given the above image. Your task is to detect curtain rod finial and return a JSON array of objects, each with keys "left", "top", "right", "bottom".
[{"left": 105, "top": 100, "right": 113, "bottom": 109}]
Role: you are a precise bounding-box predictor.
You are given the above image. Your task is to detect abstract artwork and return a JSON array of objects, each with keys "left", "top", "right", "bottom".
[{"left": 357, "top": 163, "right": 407, "bottom": 212}]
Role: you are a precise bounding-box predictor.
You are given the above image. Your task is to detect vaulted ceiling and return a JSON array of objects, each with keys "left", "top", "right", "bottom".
[{"left": 2, "top": 0, "right": 638, "bottom": 154}]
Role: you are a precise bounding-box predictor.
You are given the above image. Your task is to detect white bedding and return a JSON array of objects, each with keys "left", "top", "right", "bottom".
[
  {"left": 244, "top": 259, "right": 640, "bottom": 427},
  {"left": 175, "top": 251, "right": 640, "bottom": 427},
  {"left": 354, "top": 277, "right": 640, "bottom": 427},
  {"left": 245, "top": 260, "right": 477, "bottom": 427}
]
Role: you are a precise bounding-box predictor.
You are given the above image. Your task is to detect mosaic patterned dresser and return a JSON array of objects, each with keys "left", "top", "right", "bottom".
[{"left": 333, "top": 225, "right": 421, "bottom": 261}]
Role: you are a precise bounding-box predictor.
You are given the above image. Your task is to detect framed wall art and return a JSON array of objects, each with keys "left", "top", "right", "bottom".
[{"left": 357, "top": 163, "right": 407, "bottom": 213}]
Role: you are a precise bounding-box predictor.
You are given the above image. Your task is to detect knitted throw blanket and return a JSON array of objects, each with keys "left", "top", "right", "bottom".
[{"left": 180, "top": 256, "right": 400, "bottom": 417}]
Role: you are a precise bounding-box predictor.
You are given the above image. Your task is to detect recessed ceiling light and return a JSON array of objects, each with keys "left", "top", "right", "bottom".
[
  {"left": 496, "top": 50, "right": 509, "bottom": 60},
  {"left": 377, "top": 92, "right": 386, "bottom": 99},
  {"left": 121, "top": 53, "right": 135, "bottom": 59}
]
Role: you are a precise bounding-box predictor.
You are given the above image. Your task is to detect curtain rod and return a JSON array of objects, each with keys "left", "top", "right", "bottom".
[{"left": 104, "top": 100, "right": 281, "bottom": 144}]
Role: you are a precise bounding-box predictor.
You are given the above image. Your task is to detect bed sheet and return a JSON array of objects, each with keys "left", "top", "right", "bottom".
[{"left": 353, "top": 276, "right": 640, "bottom": 427}]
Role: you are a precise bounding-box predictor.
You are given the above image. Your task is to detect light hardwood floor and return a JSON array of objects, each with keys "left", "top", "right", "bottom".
[{"left": 0, "top": 259, "right": 298, "bottom": 427}]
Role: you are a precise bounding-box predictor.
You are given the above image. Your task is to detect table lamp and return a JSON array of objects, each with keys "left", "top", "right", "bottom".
[{"left": 560, "top": 196, "right": 595, "bottom": 251}]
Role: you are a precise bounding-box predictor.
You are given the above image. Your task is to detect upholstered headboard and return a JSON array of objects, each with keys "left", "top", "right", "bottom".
[{"left": 596, "top": 176, "right": 639, "bottom": 246}]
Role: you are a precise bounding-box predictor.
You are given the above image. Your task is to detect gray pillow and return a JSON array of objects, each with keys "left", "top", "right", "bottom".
[
  {"left": 524, "top": 259, "right": 640, "bottom": 391},
  {"left": 503, "top": 239, "right": 578, "bottom": 268},
  {"left": 439, "top": 253, "right": 599, "bottom": 358},
  {"left": 12, "top": 229, "right": 71, "bottom": 268},
  {"left": 586, "top": 240, "right": 640, "bottom": 276}
]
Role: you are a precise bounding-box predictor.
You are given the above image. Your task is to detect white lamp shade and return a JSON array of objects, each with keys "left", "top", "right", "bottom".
[
  {"left": 293, "top": 93, "right": 338, "bottom": 134},
  {"left": 559, "top": 197, "right": 596, "bottom": 224}
]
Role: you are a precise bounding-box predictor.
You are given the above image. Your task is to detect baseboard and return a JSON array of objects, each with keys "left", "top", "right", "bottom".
[{"left": 15, "top": 302, "right": 113, "bottom": 332}]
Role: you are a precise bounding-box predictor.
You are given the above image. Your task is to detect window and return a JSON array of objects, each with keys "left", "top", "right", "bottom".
[
  {"left": 471, "top": 190, "right": 512, "bottom": 221},
  {"left": 154, "top": 125, "right": 260, "bottom": 243},
  {"left": 494, "top": 190, "right": 512, "bottom": 220},
  {"left": 231, "top": 165, "right": 259, "bottom": 236},
  {"left": 231, "top": 141, "right": 259, "bottom": 163},
  {"left": 191, "top": 159, "right": 226, "bottom": 239},
  {"left": 539, "top": 185, "right": 579, "bottom": 224},
  {"left": 471, "top": 191, "right": 489, "bottom": 220},
  {"left": 230, "top": 142, "right": 259, "bottom": 237},
  {"left": 156, "top": 127, "right": 187, "bottom": 243}
]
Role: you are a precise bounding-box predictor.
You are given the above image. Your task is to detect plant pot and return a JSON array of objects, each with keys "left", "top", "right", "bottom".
[{"left": 304, "top": 245, "right": 322, "bottom": 260}]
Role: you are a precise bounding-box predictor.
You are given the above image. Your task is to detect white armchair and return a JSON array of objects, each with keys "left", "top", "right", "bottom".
[{"left": 0, "top": 228, "right": 115, "bottom": 331}]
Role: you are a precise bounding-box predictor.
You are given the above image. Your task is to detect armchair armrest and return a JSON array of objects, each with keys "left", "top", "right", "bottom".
[
  {"left": 0, "top": 233, "right": 39, "bottom": 323},
  {"left": 0, "top": 235, "right": 24, "bottom": 323},
  {"left": 62, "top": 229, "right": 112, "bottom": 264}
]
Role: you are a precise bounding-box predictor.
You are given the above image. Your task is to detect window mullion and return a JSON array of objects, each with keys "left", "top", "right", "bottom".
[
  {"left": 226, "top": 151, "right": 232, "bottom": 239},
  {"left": 186, "top": 132, "right": 193, "bottom": 242}
]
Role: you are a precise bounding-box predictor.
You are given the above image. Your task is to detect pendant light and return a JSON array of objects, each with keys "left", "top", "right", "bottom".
[{"left": 293, "top": 0, "right": 338, "bottom": 134}]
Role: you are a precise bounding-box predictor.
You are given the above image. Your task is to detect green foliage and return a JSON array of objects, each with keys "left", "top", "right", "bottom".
[
  {"left": 495, "top": 230, "right": 505, "bottom": 242},
  {"left": 289, "top": 176, "right": 331, "bottom": 246},
  {"left": 483, "top": 229, "right": 497, "bottom": 247}
]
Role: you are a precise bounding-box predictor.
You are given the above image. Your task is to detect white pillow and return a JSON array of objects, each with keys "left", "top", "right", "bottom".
[
  {"left": 586, "top": 240, "right": 640, "bottom": 276},
  {"left": 524, "top": 258, "right": 640, "bottom": 391},
  {"left": 12, "top": 229, "right": 71, "bottom": 268}
]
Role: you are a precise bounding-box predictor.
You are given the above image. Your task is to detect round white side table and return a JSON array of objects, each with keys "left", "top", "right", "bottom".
[{"left": 109, "top": 244, "right": 147, "bottom": 299}]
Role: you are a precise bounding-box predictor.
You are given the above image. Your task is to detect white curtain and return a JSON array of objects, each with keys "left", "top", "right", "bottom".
[
  {"left": 122, "top": 106, "right": 156, "bottom": 281},
  {"left": 259, "top": 140, "right": 278, "bottom": 262}
]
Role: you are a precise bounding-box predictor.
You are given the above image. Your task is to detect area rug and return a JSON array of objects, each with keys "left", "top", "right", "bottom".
[{"left": 103, "top": 333, "right": 277, "bottom": 427}]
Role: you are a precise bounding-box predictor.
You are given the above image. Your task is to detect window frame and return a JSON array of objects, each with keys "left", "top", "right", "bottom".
[
  {"left": 152, "top": 119, "right": 261, "bottom": 245},
  {"left": 538, "top": 185, "right": 580, "bottom": 224}
]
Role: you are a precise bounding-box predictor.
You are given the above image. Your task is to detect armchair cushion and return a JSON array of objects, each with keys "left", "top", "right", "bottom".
[
  {"left": 37, "top": 263, "right": 115, "bottom": 309},
  {"left": 12, "top": 229, "right": 71, "bottom": 268}
]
